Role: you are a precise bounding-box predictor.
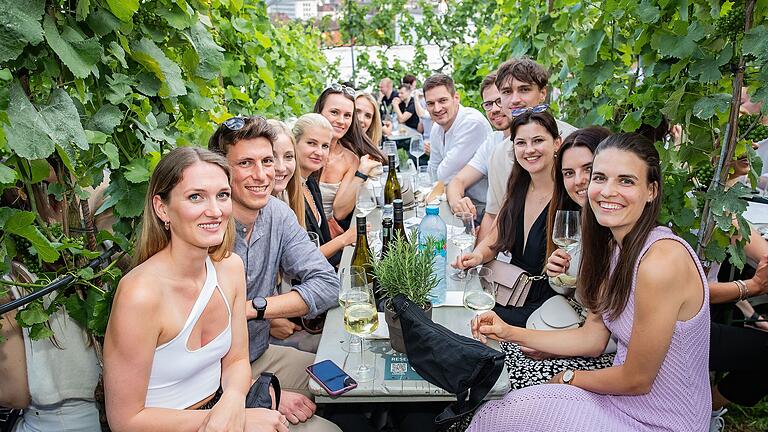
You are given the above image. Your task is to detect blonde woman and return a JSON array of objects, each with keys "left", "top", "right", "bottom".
[
  {"left": 267, "top": 119, "right": 305, "bottom": 228},
  {"left": 104, "top": 147, "right": 287, "bottom": 432},
  {"left": 355, "top": 92, "right": 383, "bottom": 146}
]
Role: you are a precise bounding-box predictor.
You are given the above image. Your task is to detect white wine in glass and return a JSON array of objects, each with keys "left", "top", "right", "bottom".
[
  {"left": 463, "top": 267, "right": 496, "bottom": 314},
  {"left": 450, "top": 212, "right": 476, "bottom": 280},
  {"left": 343, "top": 282, "right": 378, "bottom": 383},
  {"left": 552, "top": 210, "right": 581, "bottom": 252}
]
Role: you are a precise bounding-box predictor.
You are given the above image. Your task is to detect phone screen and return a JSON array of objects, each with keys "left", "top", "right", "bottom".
[{"left": 307, "top": 360, "right": 356, "bottom": 393}]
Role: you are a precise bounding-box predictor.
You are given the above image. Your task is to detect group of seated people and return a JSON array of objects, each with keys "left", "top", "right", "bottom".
[{"left": 2, "top": 56, "right": 767, "bottom": 432}]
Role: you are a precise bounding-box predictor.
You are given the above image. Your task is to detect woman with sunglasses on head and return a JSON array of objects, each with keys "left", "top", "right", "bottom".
[
  {"left": 104, "top": 147, "right": 288, "bottom": 432},
  {"left": 294, "top": 113, "right": 356, "bottom": 267},
  {"left": 314, "top": 84, "right": 385, "bottom": 233},
  {"left": 495, "top": 127, "right": 617, "bottom": 392},
  {"left": 455, "top": 108, "right": 561, "bottom": 327},
  {"left": 355, "top": 92, "right": 384, "bottom": 146},
  {"left": 468, "top": 133, "right": 710, "bottom": 432}
]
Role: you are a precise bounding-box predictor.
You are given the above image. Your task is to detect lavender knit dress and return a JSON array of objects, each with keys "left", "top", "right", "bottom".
[{"left": 467, "top": 227, "right": 711, "bottom": 432}]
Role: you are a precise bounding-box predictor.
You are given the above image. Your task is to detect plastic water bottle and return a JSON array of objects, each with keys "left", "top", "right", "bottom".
[{"left": 418, "top": 204, "right": 447, "bottom": 306}]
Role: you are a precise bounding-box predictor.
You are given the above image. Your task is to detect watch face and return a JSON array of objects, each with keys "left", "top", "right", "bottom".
[
  {"left": 253, "top": 297, "right": 267, "bottom": 309},
  {"left": 563, "top": 370, "right": 574, "bottom": 383}
]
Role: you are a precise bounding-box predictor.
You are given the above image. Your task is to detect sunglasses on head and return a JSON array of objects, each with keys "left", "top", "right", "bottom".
[
  {"left": 221, "top": 115, "right": 266, "bottom": 131},
  {"left": 328, "top": 83, "right": 356, "bottom": 97},
  {"left": 510, "top": 104, "right": 549, "bottom": 118}
]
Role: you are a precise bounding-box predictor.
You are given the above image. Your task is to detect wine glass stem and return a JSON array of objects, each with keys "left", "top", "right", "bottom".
[
  {"left": 459, "top": 247, "right": 466, "bottom": 277},
  {"left": 358, "top": 337, "right": 366, "bottom": 372}
]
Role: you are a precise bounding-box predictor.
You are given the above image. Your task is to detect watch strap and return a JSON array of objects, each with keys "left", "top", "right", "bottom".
[
  {"left": 252, "top": 297, "right": 267, "bottom": 320},
  {"left": 354, "top": 170, "right": 369, "bottom": 181}
]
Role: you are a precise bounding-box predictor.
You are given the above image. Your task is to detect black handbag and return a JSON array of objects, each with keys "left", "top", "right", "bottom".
[
  {"left": 391, "top": 294, "right": 505, "bottom": 426},
  {"left": 246, "top": 372, "right": 281, "bottom": 409}
]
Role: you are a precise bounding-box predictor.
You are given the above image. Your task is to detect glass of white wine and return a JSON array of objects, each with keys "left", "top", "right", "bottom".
[
  {"left": 357, "top": 183, "right": 377, "bottom": 215},
  {"left": 339, "top": 266, "right": 368, "bottom": 353},
  {"left": 551, "top": 210, "right": 581, "bottom": 289},
  {"left": 450, "top": 212, "right": 476, "bottom": 280},
  {"left": 463, "top": 266, "right": 496, "bottom": 314},
  {"left": 343, "top": 280, "right": 378, "bottom": 382}
]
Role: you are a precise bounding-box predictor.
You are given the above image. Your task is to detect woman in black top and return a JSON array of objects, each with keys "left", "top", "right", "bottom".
[
  {"left": 292, "top": 113, "right": 355, "bottom": 267},
  {"left": 455, "top": 109, "right": 562, "bottom": 326}
]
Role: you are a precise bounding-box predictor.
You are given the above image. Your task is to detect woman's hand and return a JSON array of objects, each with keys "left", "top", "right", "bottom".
[
  {"left": 244, "top": 408, "right": 289, "bottom": 432},
  {"left": 269, "top": 318, "right": 301, "bottom": 340},
  {"left": 519, "top": 345, "right": 555, "bottom": 360},
  {"left": 340, "top": 222, "right": 357, "bottom": 246},
  {"left": 197, "top": 391, "right": 245, "bottom": 432},
  {"left": 548, "top": 371, "right": 566, "bottom": 384},
  {"left": 545, "top": 249, "right": 571, "bottom": 278},
  {"left": 471, "top": 311, "right": 514, "bottom": 343},
  {"left": 359, "top": 155, "right": 382, "bottom": 177},
  {"left": 453, "top": 251, "right": 483, "bottom": 270},
  {"left": 747, "top": 254, "right": 768, "bottom": 296}
]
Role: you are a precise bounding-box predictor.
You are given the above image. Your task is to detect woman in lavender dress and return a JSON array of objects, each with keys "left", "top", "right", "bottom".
[{"left": 467, "top": 133, "right": 710, "bottom": 432}]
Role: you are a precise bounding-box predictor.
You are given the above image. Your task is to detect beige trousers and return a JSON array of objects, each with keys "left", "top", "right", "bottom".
[{"left": 251, "top": 344, "right": 340, "bottom": 432}]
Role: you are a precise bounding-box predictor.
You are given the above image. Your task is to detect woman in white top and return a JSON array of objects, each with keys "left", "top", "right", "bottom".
[{"left": 104, "top": 147, "right": 287, "bottom": 432}]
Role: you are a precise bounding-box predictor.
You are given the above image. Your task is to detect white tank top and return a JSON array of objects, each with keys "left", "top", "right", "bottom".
[{"left": 144, "top": 257, "right": 232, "bottom": 409}]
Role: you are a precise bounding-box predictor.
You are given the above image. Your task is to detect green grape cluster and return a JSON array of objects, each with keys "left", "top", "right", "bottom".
[
  {"left": 739, "top": 114, "right": 768, "bottom": 143},
  {"left": 715, "top": 2, "right": 745, "bottom": 42},
  {"left": 693, "top": 164, "right": 715, "bottom": 188},
  {"left": 11, "top": 235, "right": 42, "bottom": 274}
]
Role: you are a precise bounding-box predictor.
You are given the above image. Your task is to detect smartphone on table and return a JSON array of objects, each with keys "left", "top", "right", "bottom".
[{"left": 306, "top": 359, "right": 358, "bottom": 397}]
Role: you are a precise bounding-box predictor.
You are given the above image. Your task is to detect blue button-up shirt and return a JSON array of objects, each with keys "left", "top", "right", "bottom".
[{"left": 234, "top": 197, "right": 339, "bottom": 361}]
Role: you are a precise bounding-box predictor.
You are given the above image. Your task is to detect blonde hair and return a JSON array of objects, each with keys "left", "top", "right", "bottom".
[
  {"left": 356, "top": 93, "right": 382, "bottom": 146},
  {"left": 133, "top": 147, "right": 235, "bottom": 268},
  {"left": 268, "top": 119, "right": 306, "bottom": 228},
  {"left": 292, "top": 113, "right": 333, "bottom": 141}
]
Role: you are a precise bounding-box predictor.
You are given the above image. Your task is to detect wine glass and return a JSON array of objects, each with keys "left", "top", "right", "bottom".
[
  {"left": 356, "top": 183, "right": 377, "bottom": 216},
  {"left": 450, "top": 212, "right": 476, "bottom": 280},
  {"left": 339, "top": 266, "right": 368, "bottom": 353},
  {"left": 463, "top": 266, "right": 496, "bottom": 315},
  {"left": 343, "top": 280, "right": 378, "bottom": 382},
  {"left": 307, "top": 231, "right": 320, "bottom": 248},
  {"left": 552, "top": 210, "right": 581, "bottom": 254},
  {"left": 410, "top": 135, "right": 425, "bottom": 171},
  {"left": 382, "top": 141, "right": 399, "bottom": 170}
]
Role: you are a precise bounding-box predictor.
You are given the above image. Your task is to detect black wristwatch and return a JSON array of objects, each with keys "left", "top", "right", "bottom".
[
  {"left": 354, "top": 170, "right": 369, "bottom": 181},
  {"left": 251, "top": 296, "right": 267, "bottom": 320}
]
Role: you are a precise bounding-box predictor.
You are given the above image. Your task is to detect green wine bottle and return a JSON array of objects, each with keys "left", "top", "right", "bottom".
[
  {"left": 380, "top": 216, "right": 393, "bottom": 259},
  {"left": 383, "top": 154, "right": 401, "bottom": 205},
  {"left": 350, "top": 215, "right": 375, "bottom": 289},
  {"left": 392, "top": 199, "right": 408, "bottom": 243}
]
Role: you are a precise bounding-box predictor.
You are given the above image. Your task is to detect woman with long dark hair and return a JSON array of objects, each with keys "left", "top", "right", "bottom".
[
  {"left": 455, "top": 109, "right": 562, "bottom": 326},
  {"left": 104, "top": 147, "right": 287, "bottom": 431},
  {"left": 468, "top": 134, "right": 710, "bottom": 431},
  {"left": 314, "top": 85, "right": 385, "bottom": 232}
]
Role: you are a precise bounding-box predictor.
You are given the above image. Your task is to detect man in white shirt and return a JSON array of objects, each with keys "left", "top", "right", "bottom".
[
  {"left": 446, "top": 72, "right": 512, "bottom": 234},
  {"left": 486, "top": 58, "right": 578, "bottom": 223},
  {"left": 425, "top": 73, "right": 492, "bottom": 200}
]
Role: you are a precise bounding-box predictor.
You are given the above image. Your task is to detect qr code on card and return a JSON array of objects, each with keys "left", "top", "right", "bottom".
[{"left": 390, "top": 361, "right": 408, "bottom": 376}]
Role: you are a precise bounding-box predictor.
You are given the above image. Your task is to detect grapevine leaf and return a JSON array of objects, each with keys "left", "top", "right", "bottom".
[
  {"left": 0, "top": 163, "right": 18, "bottom": 184},
  {"left": 652, "top": 22, "right": 705, "bottom": 59},
  {"left": 18, "top": 302, "right": 48, "bottom": 326},
  {"left": 636, "top": 0, "right": 660, "bottom": 24},
  {"left": 3, "top": 80, "right": 56, "bottom": 160},
  {"left": 743, "top": 25, "right": 768, "bottom": 63},
  {"left": 0, "top": 0, "right": 45, "bottom": 63},
  {"left": 124, "top": 157, "right": 151, "bottom": 183},
  {"left": 727, "top": 243, "right": 745, "bottom": 271},
  {"left": 692, "top": 94, "right": 731, "bottom": 120},
  {"left": 86, "top": 104, "right": 122, "bottom": 134},
  {"left": 258, "top": 67, "right": 276, "bottom": 91},
  {"left": 104, "top": 0, "right": 139, "bottom": 22},
  {"left": 114, "top": 180, "right": 147, "bottom": 218},
  {"left": 43, "top": 16, "right": 102, "bottom": 79},
  {"left": 63, "top": 294, "right": 87, "bottom": 328},
  {"left": 184, "top": 22, "right": 224, "bottom": 80},
  {"left": 85, "top": 7, "right": 123, "bottom": 36},
  {"left": 689, "top": 50, "right": 731, "bottom": 83},
  {"left": 38, "top": 89, "right": 89, "bottom": 150},
  {"left": 620, "top": 110, "right": 643, "bottom": 132},
  {"left": 130, "top": 38, "right": 187, "bottom": 98},
  {"left": 157, "top": 5, "right": 194, "bottom": 30},
  {"left": 578, "top": 29, "right": 605, "bottom": 66},
  {"left": 78, "top": 267, "right": 95, "bottom": 280},
  {"left": 1, "top": 209, "right": 59, "bottom": 263},
  {"left": 85, "top": 286, "right": 110, "bottom": 336},
  {"left": 0, "top": 240, "right": 9, "bottom": 275},
  {"left": 28, "top": 323, "right": 54, "bottom": 340},
  {"left": 27, "top": 159, "right": 50, "bottom": 183},
  {"left": 76, "top": 0, "right": 91, "bottom": 21},
  {"left": 101, "top": 142, "right": 120, "bottom": 169}
]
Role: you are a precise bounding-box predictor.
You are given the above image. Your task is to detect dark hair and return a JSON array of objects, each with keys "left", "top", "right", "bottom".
[
  {"left": 635, "top": 117, "right": 670, "bottom": 144},
  {"left": 208, "top": 116, "right": 277, "bottom": 157},
  {"left": 492, "top": 111, "right": 560, "bottom": 253},
  {"left": 545, "top": 127, "right": 612, "bottom": 257},
  {"left": 398, "top": 82, "right": 411, "bottom": 91},
  {"left": 402, "top": 74, "right": 417, "bottom": 87},
  {"left": 423, "top": 73, "right": 456, "bottom": 96},
  {"left": 313, "top": 87, "right": 386, "bottom": 163},
  {"left": 495, "top": 57, "right": 549, "bottom": 91},
  {"left": 480, "top": 72, "right": 498, "bottom": 97},
  {"left": 578, "top": 133, "right": 662, "bottom": 320}
]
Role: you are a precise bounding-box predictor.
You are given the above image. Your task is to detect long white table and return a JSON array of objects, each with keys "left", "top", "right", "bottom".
[{"left": 309, "top": 203, "right": 510, "bottom": 402}]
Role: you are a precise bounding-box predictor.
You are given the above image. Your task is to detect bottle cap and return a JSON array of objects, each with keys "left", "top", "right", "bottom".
[
  {"left": 393, "top": 199, "right": 403, "bottom": 210},
  {"left": 383, "top": 204, "right": 394, "bottom": 219},
  {"left": 425, "top": 205, "right": 439, "bottom": 215}
]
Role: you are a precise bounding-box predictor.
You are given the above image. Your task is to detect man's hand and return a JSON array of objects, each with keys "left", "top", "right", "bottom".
[
  {"left": 451, "top": 197, "right": 477, "bottom": 218},
  {"left": 269, "top": 318, "right": 301, "bottom": 340},
  {"left": 278, "top": 391, "right": 316, "bottom": 425}
]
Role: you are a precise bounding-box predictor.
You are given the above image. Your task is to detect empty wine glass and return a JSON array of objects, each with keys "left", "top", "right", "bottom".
[
  {"left": 339, "top": 266, "right": 369, "bottom": 353},
  {"left": 450, "top": 212, "right": 476, "bottom": 280},
  {"left": 410, "top": 135, "right": 425, "bottom": 171},
  {"left": 552, "top": 210, "right": 581, "bottom": 254},
  {"left": 343, "top": 280, "right": 378, "bottom": 382},
  {"left": 463, "top": 267, "right": 496, "bottom": 315},
  {"left": 356, "top": 183, "right": 377, "bottom": 216},
  {"left": 307, "top": 231, "right": 320, "bottom": 248},
  {"left": 382, "top": 141, "right": 399, "bottom": 170}
]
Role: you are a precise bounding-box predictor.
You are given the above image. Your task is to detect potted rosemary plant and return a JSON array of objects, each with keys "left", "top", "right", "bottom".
[{"left": 372, "top": 232, "right": 439, "bottom": 353}]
